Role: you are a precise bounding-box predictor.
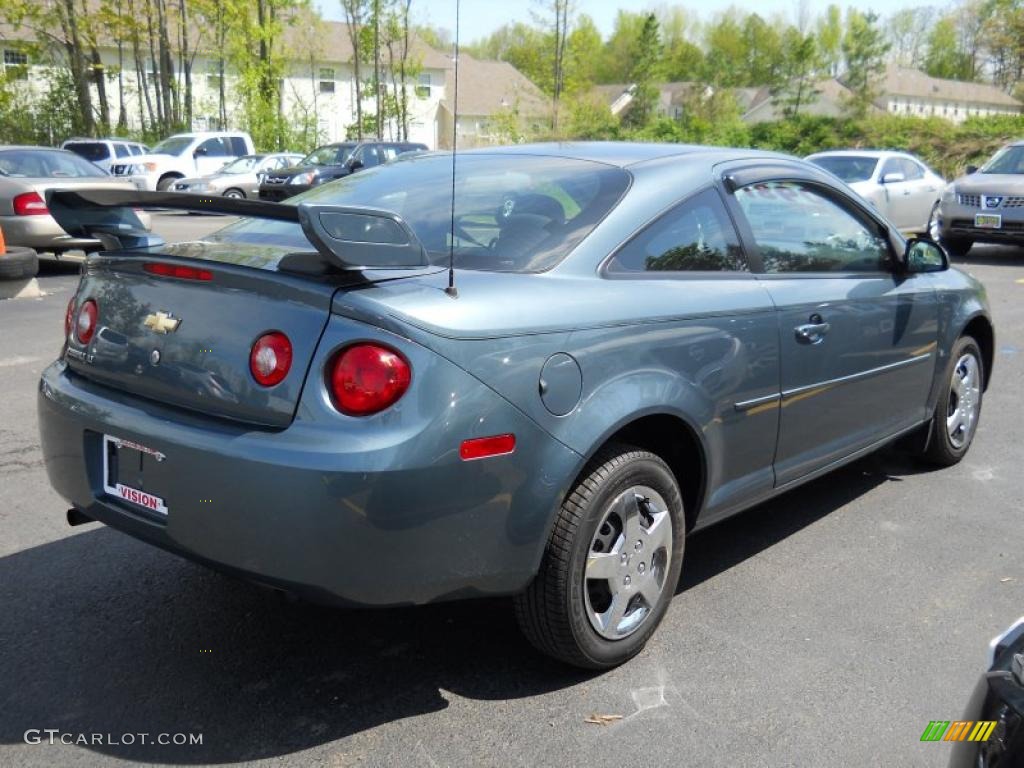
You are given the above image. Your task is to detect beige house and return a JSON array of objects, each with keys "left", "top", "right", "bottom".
[
  {"left": 0, "top": 21, "right": 547, "bottom": 149},
  {"left": 875, "top": 66, "right": 1021, "bottom": 123},
  {"left": 436, "top": 54, "right": 550, "bottom": 148}
]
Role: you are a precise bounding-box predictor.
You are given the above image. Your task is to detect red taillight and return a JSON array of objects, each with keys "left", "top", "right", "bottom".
[
  {"left": 328, "top": 343, "right": 411, "bottom": 416},
  {"left": 460, "top": 434, "right": 516, "bottom": 461},
  {"left": 75, "top": 299, "right": 98, "bottom": 345},
  {"left": 13, "top": 191, "right": 48, "bottom": 216},
  {"left": 144, "top": 262, "right": 213, "bottom": 281},
  {"left": 64, "top": 297, "right": 75, "bottom": 339},
  {"left": 250, "top": 331, "right": 292, "bottom": 386}
]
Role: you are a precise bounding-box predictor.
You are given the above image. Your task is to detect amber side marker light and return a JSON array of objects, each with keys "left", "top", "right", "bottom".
[{"left": 460, "top": 434, "right": 516, "bottom": 461}]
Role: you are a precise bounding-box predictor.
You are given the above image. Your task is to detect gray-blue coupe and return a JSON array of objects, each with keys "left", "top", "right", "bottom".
[{"left": 38, "top": 143, "right": 993, "bottom": 668}]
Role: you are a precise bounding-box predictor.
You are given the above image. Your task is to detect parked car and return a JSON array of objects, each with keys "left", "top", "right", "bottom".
[
  {"left": 0, "top": 146, "right": 150, "bottom": 256},
  {"left": 41, "top": 143, "right": 992, "bottom": 669},
  {"left": 110, "top": 131, "right": 255, "bottom": 192},
  {"left": 61, "top": 138, "right": 150, "bottom": 174},
  {"left": 806, "top": 150, "right": 945, "bottom": 232},
  {"left": 258, "top": 141, "right": 427, "bottom": 201},
  {"left": 948, "top": 616, "right": 1024, "bottom": 767},
  {"left": 933, "top": 141, "right": 1024, "bottom": 257},
  {"left": 171, "top": 153, "right": 304, "bottom": 198}
]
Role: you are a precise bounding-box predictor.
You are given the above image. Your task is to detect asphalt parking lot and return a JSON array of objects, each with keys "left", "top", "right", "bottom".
[{"left": 1, "top": 213, "right": 1022, "bottom": 767}]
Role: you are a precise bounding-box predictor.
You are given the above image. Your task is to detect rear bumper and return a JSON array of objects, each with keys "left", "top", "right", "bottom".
[
  {"left": 0, "top": 213, "right": 101, "bottom": 251},
  {"left": 38, "top": 342, "right": 580, "bottom": 606}
]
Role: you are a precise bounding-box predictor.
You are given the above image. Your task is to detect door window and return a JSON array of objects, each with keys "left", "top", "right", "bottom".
[
  {"left": 735, "top": 181, "right": 891, "bottom": 273},
  {"left": 898, "top": 158, "right": 924, "bottom": 180},
  {"left": 608, "top": 188, "right": 748, "bottom": 273},
  {"left": 196, "top": 137, "right": 231, "bottom": 157},
  {"left": 113, "top": 143, "right": 130, "bottom": 158},
  {"left": 229, "top": 137, "right": 248, "bottom": 156}
]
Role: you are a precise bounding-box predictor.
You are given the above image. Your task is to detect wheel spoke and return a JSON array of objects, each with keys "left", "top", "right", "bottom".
[
  {"left": 638, "top": 577, "right": 662, "bottom": 609},
  {"left": 621, "top": 493, "right": 643, "bottom": 542},
  {"left": 951, "top": 372, "right": 965, "bottom": 397},
  {"left": 586, "top": 552, "right": 622, "bottom": 583},
  {"left": 598, "top": 592, "right": 630, "bottom": 633},
  {"left": 642, "top": 510, "right": 672, "bottom": 555}
]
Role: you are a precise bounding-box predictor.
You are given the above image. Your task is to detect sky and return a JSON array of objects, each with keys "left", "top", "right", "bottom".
[{"left": 324, "top": 0, "right": 938, "bottom": 44}]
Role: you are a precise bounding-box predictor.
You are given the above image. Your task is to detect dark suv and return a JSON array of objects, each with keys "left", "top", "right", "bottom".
[{"left": 259, "top": 141, "right": 427, "bottom": 201}]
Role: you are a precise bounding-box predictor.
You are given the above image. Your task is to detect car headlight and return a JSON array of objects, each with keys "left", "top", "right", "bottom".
[
  {"left": 289, "top": 171, "right": 316, "bottom": 185},
  {"left": 133, "top": 162, "right": 158, "bottom": 174},
  {"left": 941, "top": 184, "right": 956, "bottom": 201}
]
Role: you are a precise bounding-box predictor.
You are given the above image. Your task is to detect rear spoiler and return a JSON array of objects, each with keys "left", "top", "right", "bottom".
[{"left": 45, "top": 189, "right": 430, "bottom": 270}]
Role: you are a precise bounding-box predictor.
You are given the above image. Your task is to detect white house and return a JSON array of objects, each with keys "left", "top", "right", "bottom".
[{"left": 0, "top": 19, "right": 546, "bottom": 149}]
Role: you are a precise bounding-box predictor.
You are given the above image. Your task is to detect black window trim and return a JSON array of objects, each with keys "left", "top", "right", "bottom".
[
  {"left": 600, "top": 183, "right": 757, "bottom": 281},
  {"left": 718, "top": 162, "right": 904, "bottom": 280}
]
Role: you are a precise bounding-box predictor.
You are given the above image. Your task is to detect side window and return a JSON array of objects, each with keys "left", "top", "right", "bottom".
[
  {"left": 196, "top": 137, "right": 230, "bottom": 157},
  {"left": 900, "top": 158, "right": 924, "bottom": 180},
  {"left": 880, "top": 157, "right": 903, "bottom": 180},
  {"left": 114, "top": 143, "right": 130, "bottom": 158},
  {"left": 734, "top": 181, "right": 891, "bottom": 273},
  {"left": 360, "top": 146, "right": 382, "bottom": 167},
  {"left": 381, "top": 146, "right": 399, "bottom": 161},
  {"left": 230, "top": 137, "right": 248, "bottom": 156},
  {"left": 607, "top": 188, "right": 749, "bottom": 273}
]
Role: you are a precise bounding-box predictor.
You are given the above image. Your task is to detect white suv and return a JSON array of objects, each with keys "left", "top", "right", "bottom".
[
  {"left": 110, "top": 131, "right": 255, "bottom": 191},
  {"left": 61, "top": 138, "right": 150, "bottom": 174}
]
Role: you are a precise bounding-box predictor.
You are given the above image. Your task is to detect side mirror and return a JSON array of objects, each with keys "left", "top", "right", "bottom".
[
  {"left": 881, "top": 172, "right": 906, "bottom": 184},
  {"left": 347, "top": 158, "right": 364, "bottom": 172},
  {"left": 194, "top": 147, "right": 208, "bottom": 157},
  {"left": 966, "top": 164, "right": 978, "bottom": 174},
  {"left": 902, "top": 237, "right": 949, "bottom": 274}
]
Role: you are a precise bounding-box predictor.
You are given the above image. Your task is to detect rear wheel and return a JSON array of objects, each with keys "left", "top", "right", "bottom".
[
  {"left": 156, "top": 175, "right": 181, "bottom": 192},
  {"left": 514, "top": 444, "right": 685, "bottom": 669},
  {"left": 0, "top": 246, "right": 39, "bottom": 280},
  {"left": 223, "top": 188, "right": 245, "bottom": 199},
  {"left": 922, "top": 336, "right": 984, "bottom": 466}
]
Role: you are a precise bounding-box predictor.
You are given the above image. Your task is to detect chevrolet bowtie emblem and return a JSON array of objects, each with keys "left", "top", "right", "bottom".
[{"left": 143, "top": 311, "right": 181, "bottom": 334}]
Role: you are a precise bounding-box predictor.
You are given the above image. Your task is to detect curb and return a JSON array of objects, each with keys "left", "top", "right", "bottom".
[{"left": 0, "top": 278, "right": 44, "bottom": 300}]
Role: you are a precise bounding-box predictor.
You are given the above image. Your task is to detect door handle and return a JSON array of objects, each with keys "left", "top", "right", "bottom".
[{"left": 794, "top": 319, "right": 831, "bottom": 344}]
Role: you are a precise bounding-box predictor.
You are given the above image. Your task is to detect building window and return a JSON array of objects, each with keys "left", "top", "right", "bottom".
[
  {"left": 319, "top": 68, "right": 335, "bottom": 94},
  {"left": 3, "top": 49, "right": 28, "bottom": 79},
  {"left": 416, "top": 73, "right": 431, "bottom": 99},
  {"left": 206, "top": 74, "right": 223, "bottom": 91}
]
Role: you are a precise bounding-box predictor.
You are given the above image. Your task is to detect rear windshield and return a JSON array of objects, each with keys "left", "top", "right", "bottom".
[
  {"left": 212, "top": 154, "right": 631, "bottom": 272},
  {"left": 809, "top": 155, "right": 879, "bottom": 183},
  {"left": 982, "top": 145, "right": 1024, "bottom": 174},
  {"left": 0, "top": 149, "right": 107, "bottom": 178},
  {"left": 64, "top": 142, "right": 109, "bottom": 161}
]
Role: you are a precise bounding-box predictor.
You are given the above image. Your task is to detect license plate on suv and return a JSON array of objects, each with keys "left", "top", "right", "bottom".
[
  {"left": 102, "top": 435, "right": 168, "bottom": 515},
  {"left": 975, "top": 213, "right": 1002, "bottom": 229}
]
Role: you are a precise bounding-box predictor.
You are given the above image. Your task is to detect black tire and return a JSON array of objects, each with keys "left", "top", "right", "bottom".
[
  {"left": 941, "top": 236, "right": 973, "bottom": 258},
  {"left": 0, "top": 246, "right": 39, "bottom": 280},
  {"left": 514, "top": 444, "right": 685, "bottom": 669},
  {"left": 922, "top": 336, "right": 984, "bottom": 466},
  {"left": 223, "top": 188, "right": 245, "bottom": 199},
  {"left": 156, "top": 175, "right": 181, "bottom": 192}
]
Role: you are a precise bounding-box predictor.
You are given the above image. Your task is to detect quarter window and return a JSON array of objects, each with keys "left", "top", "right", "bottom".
[
  {"left": 607, "top": 188, "right": 748, "bottom": 273},
  {"left": 735, "top": 181, "right": 891, "bottom": 273}
]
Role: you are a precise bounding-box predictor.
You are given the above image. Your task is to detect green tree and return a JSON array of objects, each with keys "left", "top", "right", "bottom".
[
  {"left": 593, "top": 10, "right": 646, "bottom": 83},
  {"left": 841, "top": 10, "right": 890, "bottom": 119},
  {"left": 623, "top": 13, "right": 661, "bottom": 127},
  {"left": 924, "top": 16, "right": 974, "bottom": 80},
  {"left": 815, "top": 4, "right": 843, "bottom": 77},
  {"left": 771, "top": 28, "right": 820, "bottom": 118}
]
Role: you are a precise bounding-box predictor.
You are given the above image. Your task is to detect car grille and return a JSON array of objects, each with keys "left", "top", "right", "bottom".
[
  {"left": 111, "top": 164, "right": 131, "bottom": 176},
  {"left": 957, "top": 193, "right": 1024, "bottom": 209}
]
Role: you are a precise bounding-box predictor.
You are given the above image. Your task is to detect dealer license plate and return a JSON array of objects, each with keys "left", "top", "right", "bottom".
[
  {"left": 975, "top": 213, "right": 1002, "bottom": 229},
  {"left": 102, "top": 435, "right": 168, "bottom": 515}
]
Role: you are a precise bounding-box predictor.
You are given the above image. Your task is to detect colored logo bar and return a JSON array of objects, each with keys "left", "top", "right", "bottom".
[{"left": 921, "top": 720, "right": 997, "bottom": 742}]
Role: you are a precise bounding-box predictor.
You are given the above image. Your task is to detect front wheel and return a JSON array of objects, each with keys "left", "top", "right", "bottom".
[
  {"left": 223, "top": 188, "right": 245, "bottom": 199},
  {"left": 514, "top": 444, "right": 685, "bottom": 669},
  {"left": 922, "top": 336, "right": 984, "bottom": 466}
]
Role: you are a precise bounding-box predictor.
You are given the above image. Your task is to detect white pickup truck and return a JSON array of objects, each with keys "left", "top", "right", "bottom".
[{"left": 110, "top": 131, "right": 255, "bottom": 191}]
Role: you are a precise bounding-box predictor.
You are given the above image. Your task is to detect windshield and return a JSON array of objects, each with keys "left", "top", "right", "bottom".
[
  {"left": 982, "top": 145, "right": 1024, "bottom": 174},
  {"left": 64, "top": 142, "right": 109, "bottom": 162},
  {"left": 809, "top": 155, "right": 879, "bottom": 183},
  {"left": 212, "top": 153, "right": 631, "bottom": 272},
  {"left": 0, "top": 149, "right": 107, "bottom": 178},
  {"left": 302, "top": 145, "right": 354, "bottom": 166},
  {"left": 219, "top": 155, "right": 263, "bottom": 174},
  {"left": 150, "top": 136, "right": 194, "bottom": 156}
]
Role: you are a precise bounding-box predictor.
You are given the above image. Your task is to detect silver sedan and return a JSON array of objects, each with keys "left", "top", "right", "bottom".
[
  {"left": 806, "top": 150, "right": 945, "bottom": 232},
  {"left": 171, "top": 153, "right": 304, "bottom": 199},
  {"left": 0, "top": 146, "right": 150, "bottom": 255}
]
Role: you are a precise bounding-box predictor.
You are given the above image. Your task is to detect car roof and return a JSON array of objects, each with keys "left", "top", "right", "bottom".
[
  {"left": 451, "top": 141, "right": 787, "bottom": 168},
  {"left": 0, "top": 145, "right": 77, "bottom": 152}
]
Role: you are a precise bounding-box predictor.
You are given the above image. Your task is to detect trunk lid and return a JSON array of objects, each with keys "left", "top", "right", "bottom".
[{"left": 65, "top": 240, "right": 436, "bottom": 428}]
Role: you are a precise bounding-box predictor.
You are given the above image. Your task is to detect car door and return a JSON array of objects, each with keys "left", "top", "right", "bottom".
[
  {"left": 723, "top": 167, "right": 938, "bottom": 487},
  {"left": 878, "top": 157, "right": 917, "bottom": 228},
  {"left": 193, "top": 137, "right": 231, "bottom": 176},
  {"left": 899, "top": 157, "right": 941, "bottom": 229},
  {"left": 604, "top": 186, "right": 780, "bottom": 521}
]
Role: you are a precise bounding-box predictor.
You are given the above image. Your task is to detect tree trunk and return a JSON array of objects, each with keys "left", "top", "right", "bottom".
[
  {"left": 91, "top": 47, "right": 111, "bottom": 132},
  {"left": 179, "top": 0, "right": 192, "bottom": 129}
]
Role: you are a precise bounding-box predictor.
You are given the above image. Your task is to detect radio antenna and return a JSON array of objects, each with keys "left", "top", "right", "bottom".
[{"left": 444, "top": 0, "right": 460, "bottom": 298}]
